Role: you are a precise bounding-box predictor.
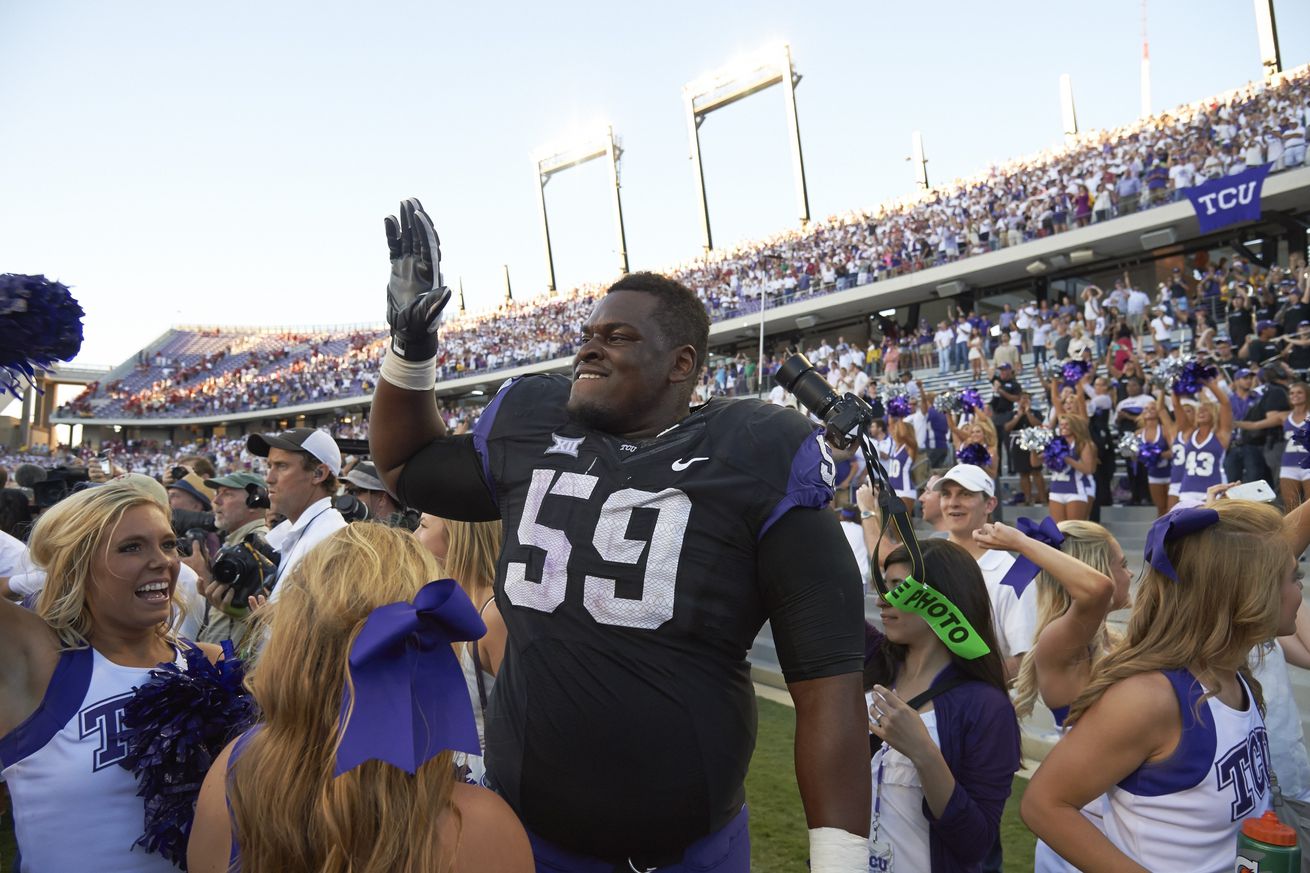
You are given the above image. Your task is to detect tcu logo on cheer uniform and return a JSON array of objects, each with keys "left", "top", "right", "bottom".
[
  {"left": 79, "top": 693, "right": 133, "bottom": 771},
  {"left": 1215, "top": 726, "right": 1272, "bottom": 822}
]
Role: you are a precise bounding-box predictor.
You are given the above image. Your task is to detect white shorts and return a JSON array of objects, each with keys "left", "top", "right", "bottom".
[
  {"left": 1049, "top": 492, "right": 1089, "bottom": 505},
  {"left": 1281, "top": 466, "right": 1310, "bottom": 483},
  {"left": 895, "top": 488, "right": 918, "bottom": 500},
  {"left": 1148, "top": 475, "right": 1171, "bottom": 486},
  {"left": 1168, "top": 481, "right": 1181, "bottom": 496},
  {"left": 1175, "top": 491, "right": 1207, "bottom": 508}
]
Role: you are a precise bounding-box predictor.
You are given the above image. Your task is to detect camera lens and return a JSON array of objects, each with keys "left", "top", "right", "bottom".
[{"left": 777, "top": 354, "right": 839, "bottom": 420}]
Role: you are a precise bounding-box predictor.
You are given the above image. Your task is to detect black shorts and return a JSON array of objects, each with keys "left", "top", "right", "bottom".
[{"left": 1011, "top": 435, "right": 1037, "bottom": 473}]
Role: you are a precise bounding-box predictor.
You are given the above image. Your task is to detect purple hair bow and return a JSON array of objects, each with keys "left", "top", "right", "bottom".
[
  {"left": 335, "top": 578, "right": 487, "bottom": 777},
  {"left": 1144, "top": 507, "right": 1220, "bottom": 583},
  {"left": 999, "top": 516, "right": 1065, "bottom": 596}
]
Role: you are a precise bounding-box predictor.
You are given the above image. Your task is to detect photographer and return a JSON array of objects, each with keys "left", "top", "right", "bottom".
[
  {"left": 166, "top": 473, "right": 214, "bottom": 514},
  {"left": 250, "top": 429, "right": 347, "bottom": 601},
  {"left": 341, "top": 460, "right": 405, "bottom": 523},
  {"left": 192, "top": 472, "right": 270, "bottom": 648},
  {"left": 201, "top": 429, "right": 346, "bottom": 616}
]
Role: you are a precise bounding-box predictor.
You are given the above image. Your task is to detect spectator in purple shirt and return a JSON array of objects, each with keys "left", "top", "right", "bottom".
[{"left": 864, "top": 538, "right": 1020, "bottom": 873}]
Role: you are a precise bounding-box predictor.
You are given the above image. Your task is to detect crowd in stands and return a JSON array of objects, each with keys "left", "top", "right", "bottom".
[
  {"left": 7, "top": 261, "right": 1310, "bottom": 873},
  {"left": 53, "top": 66, "right": 1310, "bottom": 422}
]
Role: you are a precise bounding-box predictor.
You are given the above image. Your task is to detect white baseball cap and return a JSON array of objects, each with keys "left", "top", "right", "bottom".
[
  {"left": 931, "top": 464, "right": 995, "bottom": 497},
  {"left": 247, "top": 428, "right": 343, "bottom": 476}
]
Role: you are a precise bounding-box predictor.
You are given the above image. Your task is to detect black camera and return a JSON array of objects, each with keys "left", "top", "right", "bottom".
[
  {"left": 211, "top": 534, "right": 280, "bottom": 609},
  {"left": 175, "top": 527, "right": 215, "bottom": 559},
  {"left": 776, "top": 354, "right": 875, "bottom": 448},
  {"left": 31, "top": 467, "right": 91, "bottom": 509},
  {"left": 171, "top": 508, "right": 217, "bottom": 537},
  {"left": 334, "top": 493, "right": 370, "bottom": 523},
  {"left": 170, "top": 466, "right": 190, "bottom": 482},
  {"left": 245, "top": 482, "right": 270, "bottom": 510}
]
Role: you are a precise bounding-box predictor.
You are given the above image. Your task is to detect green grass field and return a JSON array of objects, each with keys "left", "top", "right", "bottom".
[{"left": 0, "top": 696, "right": 1037, "bottom": 871}]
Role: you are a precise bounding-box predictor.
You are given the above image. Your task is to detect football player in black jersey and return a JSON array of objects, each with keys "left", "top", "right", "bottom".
[{"left": 370, "top": 199, "right": 870, "bottom": 871}]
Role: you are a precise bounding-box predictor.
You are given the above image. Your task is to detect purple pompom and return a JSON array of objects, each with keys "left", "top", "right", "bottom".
[
  {"left": 1138, "top": 439, "right": 1165, "bottom": 466},
  {"left": 959, "top": 388, "right": 984, "bottom": 413},
  {"left": 1172, "top": 358, "right": 1218, "bottom": 397},
  {"left": 957, "top": 442, "right": 991, "bottom": 468},
  {"left": 119, "top": 642, "right": 254, "bottom": 868},
  {"left": 1044, "top": 435, "right": 1072, "bottom": 471},
  {"left": 1060, "top": 360, "right": 1090, "bottom": 386},
  {"left": 886, "top": 393, "right": 914, "bottom": 418},
  {"left": 0, "top": 274, "right": 85, "bottom": 398}
]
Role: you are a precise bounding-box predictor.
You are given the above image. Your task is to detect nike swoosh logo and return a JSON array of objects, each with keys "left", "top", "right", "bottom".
[{"left": 671, "top": 457, "right": 709, "bottom": 471}]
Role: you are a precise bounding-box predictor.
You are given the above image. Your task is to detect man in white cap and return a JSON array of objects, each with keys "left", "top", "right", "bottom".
[
  {"left": 931, "top": 464, "right": 1033, "bottom": 679},
  {"left": 245, "top": 428, "right": 347, "bottom": 601}
]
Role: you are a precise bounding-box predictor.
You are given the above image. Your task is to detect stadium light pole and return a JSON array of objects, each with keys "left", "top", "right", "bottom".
[
  {"left": 758, "top": 253, "right": 784, "bottom": 395},
  {"left": 682, "top": 42, "right": 810, "bottom": 254},
  {"left": 1060, "top": 74, "right": 1079, "bottom": 145},
  {"left": 503, "top": 265, "right": 513, "bottom": 304},
  {"left": 1139, "top": 0, "right": 1152, "bottom": 119},
  {"left": 1253, "top": 0, "right": 1282, "bottom": 80},
  {"left": 533, "top": 124, "right": 629, "bottom": 294},
  {"left": 909, "top": 131, "right": 929, "bottom": 190}
]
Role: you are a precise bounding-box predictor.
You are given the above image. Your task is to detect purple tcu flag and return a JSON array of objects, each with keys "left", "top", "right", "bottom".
[{"left": 1184, "top": 163, "right": 1271, "bottom": 233}]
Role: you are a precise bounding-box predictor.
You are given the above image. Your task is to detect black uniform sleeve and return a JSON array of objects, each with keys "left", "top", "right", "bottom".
[
  {"left": 395, "top": 434, "right": 501, "bottom": 522},
  {"left": 757, "top": 506, "right": 865, "bottom": 683}
]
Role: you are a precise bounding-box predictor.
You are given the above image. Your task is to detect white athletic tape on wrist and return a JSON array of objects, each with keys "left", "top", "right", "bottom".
[
  {"left": 808, "top": 827, "right": 868, "bottom": 872},
  {"left": 379, "top": 349, "right": 437, "bottom": 392}
]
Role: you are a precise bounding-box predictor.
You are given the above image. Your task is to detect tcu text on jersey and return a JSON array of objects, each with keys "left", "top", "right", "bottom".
[
  {"left": 79, "top": 693, "right": 132, "bottom": 771},
  {"left": 1215, "top": 726, "right": 1272, "bottom": 822}
]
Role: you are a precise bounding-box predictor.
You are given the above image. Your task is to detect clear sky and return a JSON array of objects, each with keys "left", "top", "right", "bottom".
[{"left": 2, "top": 0, "right": 1308, "bottom": 369}]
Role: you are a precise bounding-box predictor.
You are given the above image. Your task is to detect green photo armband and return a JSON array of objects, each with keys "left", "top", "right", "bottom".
[{"left": 884, "top": 576, "right": 991, "bottom": 660}]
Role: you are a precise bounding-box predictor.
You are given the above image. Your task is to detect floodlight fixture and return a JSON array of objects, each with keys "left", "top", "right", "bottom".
[
  {"left": 682, "top": 42, "right": 810, "bottom": 253},
  {"left": 533, "top": 123, "right": 629, "bottom": 293}
]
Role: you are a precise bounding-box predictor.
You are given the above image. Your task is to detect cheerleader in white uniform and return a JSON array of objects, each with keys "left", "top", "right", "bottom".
[
  {"left": 0, "top": 477, "right": 224, "bottom": 873},
  {"left": 974, "top": 518, "right": 1132, "bottom": 873},
  {"left": 1023, "top": 501, "right": 1299, "bottom": 873}
]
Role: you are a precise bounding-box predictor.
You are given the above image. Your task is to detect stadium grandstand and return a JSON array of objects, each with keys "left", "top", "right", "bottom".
[
  {"left": 35, "top": 63, "right": 1310, "bottom": 453},
  {"left": 8, "top": 39, "right": 1310, "bottom": 873}
]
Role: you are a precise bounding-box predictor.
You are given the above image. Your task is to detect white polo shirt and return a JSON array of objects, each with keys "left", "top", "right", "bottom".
[
  {"left": 974, "top": 548, "right": 1036, "bottom": 661},
  {"left": 266, "top": 496, "right": 348, "bottom": 601}
]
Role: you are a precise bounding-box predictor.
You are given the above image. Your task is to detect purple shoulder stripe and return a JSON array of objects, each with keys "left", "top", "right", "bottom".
[
  {"left": 470, "top": 378, "right": 520, "bottom": 509},
  {"left": 759, "top": 429, "right": 836, "bottom": 540},
  {"left": 0, "top": 646, "right": 94, "bottom": 768},
  {"left": 1116, "top": 669, "right": 1216, "bottom": 796}
]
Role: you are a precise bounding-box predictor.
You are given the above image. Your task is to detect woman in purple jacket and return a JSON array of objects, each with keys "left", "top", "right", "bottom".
[{"left": 865, "top": 539, "right": 1021, "bottom": 872}]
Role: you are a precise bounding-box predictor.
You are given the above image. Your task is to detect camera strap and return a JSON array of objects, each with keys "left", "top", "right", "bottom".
[{"left": 856, "top": 427, "right": 925, "bottom": 597}]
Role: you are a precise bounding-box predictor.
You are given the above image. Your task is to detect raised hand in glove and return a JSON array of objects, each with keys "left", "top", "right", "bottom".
[{"left": 384, "top": 198, "right": 452, "bottom": 362}]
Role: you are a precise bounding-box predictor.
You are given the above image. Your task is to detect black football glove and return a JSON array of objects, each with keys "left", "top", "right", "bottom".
[{"left": 384, "top": 197, "right": 451, "bottom": 362}]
